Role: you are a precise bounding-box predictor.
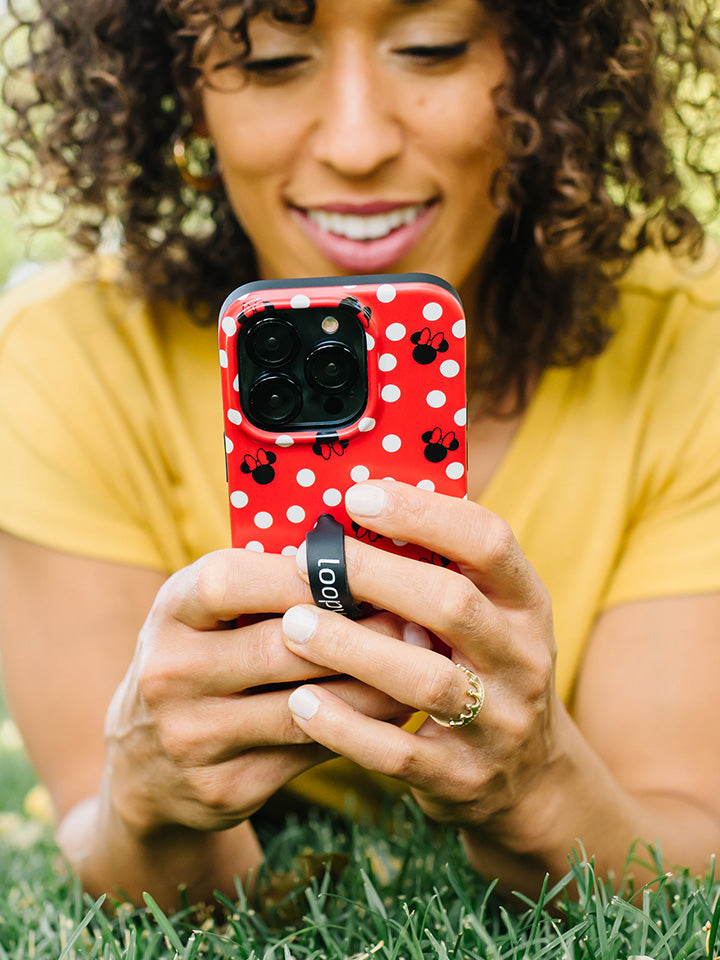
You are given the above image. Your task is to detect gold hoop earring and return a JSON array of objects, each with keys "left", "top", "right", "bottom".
[{"left": 172, "top": 134, "right": 221, "bottom": 192}]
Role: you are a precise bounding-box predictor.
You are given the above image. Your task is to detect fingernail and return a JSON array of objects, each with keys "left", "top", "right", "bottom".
[
  {"left": 345, "top": 484, "right": 387, "bottom": 517},
  {"left": 283, "top": 605, "right": 318, "bottom": 644},
  {"left": 296, "top": 541, "right": 308, "bottom": 576},
  {"left": 403, "top": 622, "right": 432, "bottom": 649},
  {"left": 288, "top": 686, "right": 320, "bottom": 720}
]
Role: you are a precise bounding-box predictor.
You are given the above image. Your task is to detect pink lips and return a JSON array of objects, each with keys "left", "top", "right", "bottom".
[{"left": 288, "top": 201, "right": 438, "bottom": 274}]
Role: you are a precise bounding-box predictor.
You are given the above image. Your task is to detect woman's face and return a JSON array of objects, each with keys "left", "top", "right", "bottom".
[{"left": 201, "top": 0, "right": 507, "bottom": 294}]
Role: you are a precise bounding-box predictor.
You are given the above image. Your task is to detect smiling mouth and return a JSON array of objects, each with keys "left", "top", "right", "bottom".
[{"left": 302, "top": 202, "right": 433, "bottom": 241}]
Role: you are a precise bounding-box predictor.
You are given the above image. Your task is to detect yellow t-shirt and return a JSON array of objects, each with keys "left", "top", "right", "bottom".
[{"left": 2, "top": 251, "right": 720, "bottom": 815}]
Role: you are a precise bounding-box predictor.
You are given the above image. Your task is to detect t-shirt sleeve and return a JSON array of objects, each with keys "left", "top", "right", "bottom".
[
  {"left": 601, "top": 296, "right": 720, "bottom": 608},
  {"left": 0, "top": 274, "right": 181, "bottom": 570}
]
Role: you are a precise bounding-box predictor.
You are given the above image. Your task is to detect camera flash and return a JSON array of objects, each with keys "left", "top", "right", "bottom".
[{"left": 321, "top": 316, "right": 339, "bottom": 335}]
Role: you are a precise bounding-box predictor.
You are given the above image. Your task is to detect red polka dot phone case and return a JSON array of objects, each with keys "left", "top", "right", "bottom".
[{"left": 219, "top": 274, "right": 467, "bottom": 563}]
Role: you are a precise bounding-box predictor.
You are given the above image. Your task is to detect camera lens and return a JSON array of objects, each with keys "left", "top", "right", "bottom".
[
  {"left": 246, "top": 317, "right": 299, "bottom": 367},
  {"left": 249, "top": 373, "right": 302, "bottom": 425},
  {"left": 305, "top": 342, "right": 358, "bottom": 393}
]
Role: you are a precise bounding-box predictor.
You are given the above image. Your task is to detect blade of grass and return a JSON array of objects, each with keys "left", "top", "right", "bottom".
[{"left": 57, "top": 895, "right": 106, "bottom": 960}]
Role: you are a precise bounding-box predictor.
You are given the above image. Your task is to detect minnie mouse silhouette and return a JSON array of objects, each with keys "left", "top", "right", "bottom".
[
  {"left": 410, "top": 328, "right": 449, "bottom": 364},
  {"left": 312, "top": 431, "right": 350, "bottom": 460},
  {"left": 239, "top": 448, "right": 277, "bottom": 485},
  {"left": 421, "top": 427, "right": 460, "bottom": 463}
]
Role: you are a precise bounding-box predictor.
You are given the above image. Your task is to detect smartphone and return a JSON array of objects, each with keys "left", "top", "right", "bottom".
[{"left": 218, "top": 274, "right": 467, "bottom": 564}]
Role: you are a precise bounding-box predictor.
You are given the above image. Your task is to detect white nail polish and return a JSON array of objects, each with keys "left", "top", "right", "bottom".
[
  {"left": 345, "top": 484, "right": 387, "bottom": 517},
  {"left": 283, "top": 605, "right": 318, "bottom": 644},
  {"left": 402, "top": 622, "right": 432, "bottom": 649},
  {"left": 296, "top": 541, "right": 308, "bottom": 575},
  {"left": 289, "top": 686, "right": 320, "bottom": 720}
]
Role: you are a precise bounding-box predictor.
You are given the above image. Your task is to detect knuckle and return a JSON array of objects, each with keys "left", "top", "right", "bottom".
[
  {"left": 483, "top": 516, "right": 518, "bottom": 570},
  {"left": 238, "top": 619, "right": 285, "bottom": 681},
  {"left": 525, "top": 647, "right": 555, "bottom": 702},
  {"left": 193, "top": 550, "right": 236, "bottom": 611},
  {"left": 381, "top": 740, "right": 418, "bottom": 780},
  {"left": 189, "top": 768, "right": 236, "bottom": 815},
  {"left": 424, "top": 660, "right": 463, "bottom": 715},
  {"left": 439, "top": 575, "right": 483, "bottom": 633},
  {"left": 158, "top": 719, "right": 200, "bottom": 766},
  {"left": 137, "top": 657, "right": 173, "bottom": 709}
]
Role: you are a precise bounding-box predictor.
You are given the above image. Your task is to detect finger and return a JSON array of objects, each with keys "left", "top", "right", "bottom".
[
  {"left": 205, "top": 609, "right": 410, "bottom": 695},
  {"left": 157, "top": 615, "right": 338, "bottom": 698},
  {"left": 156, "top": 678, "right": 414, "bottom": 764},
  {"left": 286, "top": 683, "right": 448, "bottom": 793},
  {"left": 176, "top": 745, "right": 332, "bottom": 828},
  {"left": 343, "top": 481, "right": 543, "bottom": 607},
  {"left": 298, "top": 537, "right": 509, "bottom": 660},
  {"left": 154, "top": 549, "right": 313, "bottom": 631},
  {"left": 282, "top": 604, "right": 485, "bottom": 723}
]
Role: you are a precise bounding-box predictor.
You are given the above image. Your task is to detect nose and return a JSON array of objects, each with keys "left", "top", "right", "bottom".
[{"left": 310, "top": 47, "right": 403, "bottom": 179}]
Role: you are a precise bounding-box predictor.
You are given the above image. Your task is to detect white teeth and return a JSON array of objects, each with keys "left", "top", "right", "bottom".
[{"left": 306, "top": 203, "right": 426, "bottom": 240}]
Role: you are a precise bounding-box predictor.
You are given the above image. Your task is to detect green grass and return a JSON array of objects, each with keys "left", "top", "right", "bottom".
[{"left": 1, "top": 681, "right": 720, "bottom": 959}]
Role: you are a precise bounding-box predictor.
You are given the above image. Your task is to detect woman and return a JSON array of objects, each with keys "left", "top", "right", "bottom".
[{"left": 1, "top": 0, "right": 720, "bottom": 910}]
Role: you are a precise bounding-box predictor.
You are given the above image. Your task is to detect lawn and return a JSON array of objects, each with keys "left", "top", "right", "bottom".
[{"left": 1, "top": 678, "right": 720, "bottom": 960}]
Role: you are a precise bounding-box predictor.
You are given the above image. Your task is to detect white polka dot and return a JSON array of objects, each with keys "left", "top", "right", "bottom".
[
  {"left": 382, "top": 434, "right": 401, "bottom": 452},
  {"left": 452, "top": 318, "right": 466, "bottom": 339},
  {"left": 227, "top": 408, "right": 242, "bottom": 425},
  {"left": 446, "top": 462, "right": 465, "bottom": 480},
  {"left": 417, "top": 479, "right": 435, "bottom": 492},
  {"left": 219, "top": 349, "right": 228, "bottom": 369},
  {"left": 230, "top": 490, "right": 248, "bottom": 508},
  {"left": 378, "top": 353, "right": 397, "bottom": 372},
  {"left": 224, "top": 435, "right": 234, "bottom": 453},
  {"left": 358, "top": 417, "right": 376, "bottom": 432},
  {"left": 290, "top": 294, "right": 311, "bottom": 309},
  {"left": 287, "top": 505, "right": 306, "bottom": 523},
  {"left": 233, "top": 375, "right": 240, "bottom": 392},
  {"left": 381, "top": 384, "right": 401, "bottom": 403},
  {"left": 392, "top": 539, "right": 408, "bottom": 547},
  {"left": 422, "top": 302, "right": 443, "bottom": 322},
  {"left": 366, "top": 333, "right": 375, "bottom": 350},
  {"left": 351, "top": 465, "right": 370, "bottom": 482},
  {"left": 386, "top": 323, "right": 406, "bottom": 342},
  {"left": 427, "top": 390, "right": 447, "bottom": 408},
  {"left": 246, "top": 541, "right": 264, "bottom": 552},
  {"left": 454, "top": 407, "right": 467, "bottom": 427},
  {"left": 281, "top": 545, "right": 299, "bottom": 556},
  {"left": 440, "top": 359, "right": 460, "bottom": 378},
  {"left": 343, "top": 284, "right": 357, "bottom": 289},
  {"left": 221, "top": 315, "right": 237, "bottom": 337},
  {"left": 376, "top": 283, "right": 397, "bottom": 303},
  {"left": 383, "top": 476, "right": 396, "bottom": 482},
  {"left": 297, "top": 468, "right": 316, "bottom": 487},
  {"left": 276, "top": 435, "right": 294, "bottom": 447},
  {"left": 323, "top": 488, "right": 342, "bottom": 507},
  {"left": 254, "top": 511, "right": 273, "bottom": 529}
]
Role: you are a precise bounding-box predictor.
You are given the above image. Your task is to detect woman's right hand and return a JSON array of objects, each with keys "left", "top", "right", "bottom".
[{"left": 103, "top": 547, "right": 409, "bottom": 836}]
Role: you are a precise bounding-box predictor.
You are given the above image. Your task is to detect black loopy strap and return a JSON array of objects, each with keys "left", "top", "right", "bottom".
[{"left": 306, "top": 514, "right": 367, "bottom": 620}]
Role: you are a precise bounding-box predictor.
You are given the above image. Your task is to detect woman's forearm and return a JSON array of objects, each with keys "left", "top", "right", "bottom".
[
  {"left": 460, "top": 703, "right": 720, "bottom": 897},
  {"left": 56, "top": 792, "right": 264, "bottom": 911}
]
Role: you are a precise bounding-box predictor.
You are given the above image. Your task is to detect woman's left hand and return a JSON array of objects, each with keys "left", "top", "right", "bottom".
[{"left": 281, "top": 479, "right": 558, "bottom": 834}]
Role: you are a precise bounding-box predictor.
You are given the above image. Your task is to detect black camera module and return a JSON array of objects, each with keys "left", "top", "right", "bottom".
[
  {"left": 237, "top": 301, "right": 368, "bottom": 431},
  {"left": 246, "top": 317, "right": 300, "bottom": 367},
  {"left": 248, "top": 373, "right": 303, "bottom": 425},
  {"left": 305, "top": 342, "right": 359, "bottom": 393}
]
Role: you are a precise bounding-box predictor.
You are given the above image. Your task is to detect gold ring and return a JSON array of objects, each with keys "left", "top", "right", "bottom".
[{"left": 430, "top": 663, "right": 485, "bottom": 728}]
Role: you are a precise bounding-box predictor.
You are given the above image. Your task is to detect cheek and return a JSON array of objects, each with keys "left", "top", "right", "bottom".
[{"left": 203, "top": 95, "right": 301, "bottom": 181}]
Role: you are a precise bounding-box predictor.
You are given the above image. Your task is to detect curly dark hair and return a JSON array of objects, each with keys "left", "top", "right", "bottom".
[{"left": 2, "top": 0, "right": 719, "bottom": 410}]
